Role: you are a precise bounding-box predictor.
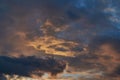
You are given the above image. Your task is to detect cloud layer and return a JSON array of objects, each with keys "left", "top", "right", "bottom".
[
  {"left": 0, "top": 0, "right": 120, "bottom": 79},
  {"left": 0, "top": 56, "right": 66, "bottom": 77}
]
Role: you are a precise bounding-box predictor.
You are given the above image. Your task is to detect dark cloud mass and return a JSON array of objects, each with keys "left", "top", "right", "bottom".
[
  {"left": 0, "top": 0, "right": 120, "bottom": 80},
  {"left": 0, "top": 56, "right": 66, "bottom": 76}
]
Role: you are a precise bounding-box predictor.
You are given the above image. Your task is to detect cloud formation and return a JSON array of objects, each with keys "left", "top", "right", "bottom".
[
  {"left": 0, "top": 0, "right": 120, "bottom": 79},
  {"left": 0, "top": 56, "right": 66, "bottom": 78},
  {"left": 0, "top": 0, "right": 120, "bottom": 56},
  {"left": 88, "top": 32, "right": 120, "bottom": 79}
]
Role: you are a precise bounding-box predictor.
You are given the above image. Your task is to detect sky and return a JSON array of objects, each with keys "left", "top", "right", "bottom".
[{"left": 0, "top": 0, "right": 120, "bottom": 80}]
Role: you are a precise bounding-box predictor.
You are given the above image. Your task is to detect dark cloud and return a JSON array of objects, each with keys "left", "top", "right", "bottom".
[{"left": 0, "top": 56, "right": 66, "bottom": 77}]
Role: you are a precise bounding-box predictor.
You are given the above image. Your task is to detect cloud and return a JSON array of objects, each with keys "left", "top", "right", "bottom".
[
  {"left": 0, "top": 0, "right": 120, "bottom": 57},
  {"left": 88, "top": 32, "right": 120, "bottom": 78},
  {"left": 0, "top": 0, "right": 120, "bottom": 79},
  {"left": 0, "top": 56, "right": 66, "bottom": 77},
  {"left": 89, "top": 32, "right": 120, "bottom": 54}
]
